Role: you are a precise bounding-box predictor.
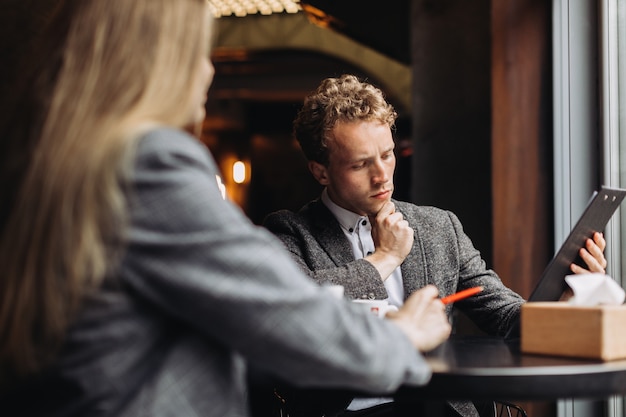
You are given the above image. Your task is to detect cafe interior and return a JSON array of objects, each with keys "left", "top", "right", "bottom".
[
  {"left": 202, "top": 1, "right": 626, "bottom": 416},
  {"left": 2, "top": 0, "right": 626, "bottom": 416},
  {"left": 201, "top": 0, "right": 582, "bottom": 298}
]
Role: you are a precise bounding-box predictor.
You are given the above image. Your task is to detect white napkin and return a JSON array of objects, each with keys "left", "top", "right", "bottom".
[{"left": 565, "top": 273, "right": 626, "bottom": 306}]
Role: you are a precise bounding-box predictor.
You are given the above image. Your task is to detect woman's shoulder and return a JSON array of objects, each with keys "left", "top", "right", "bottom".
[
  {"left": 137, "top": 127, "right": 207, "bottom": 156},
  {"left": 133, "top": 127, "right": 216, "bottom": 171}
]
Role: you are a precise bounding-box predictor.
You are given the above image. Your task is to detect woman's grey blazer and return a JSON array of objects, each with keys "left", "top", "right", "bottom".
[
  {"left": 2, "top": 129, "right": 433, "bottom": 417},
  {"left": 264, "top": 198, "right": 525, "bottom": 337}
]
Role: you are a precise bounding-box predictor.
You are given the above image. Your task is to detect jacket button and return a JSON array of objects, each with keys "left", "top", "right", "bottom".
[{"left": 368, "top": 293, "right": 375, "bottom": 299}]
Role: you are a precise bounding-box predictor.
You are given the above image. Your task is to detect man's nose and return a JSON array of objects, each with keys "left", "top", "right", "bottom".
[{"left": 371, "top": 160, "right": 389, "bottom": 183}]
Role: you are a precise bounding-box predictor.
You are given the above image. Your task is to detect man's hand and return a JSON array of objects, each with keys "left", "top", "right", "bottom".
[
  {"left": 386, "top": 285, "right": 451, "bottom": 352},
  {"left": 366, "top": 202, "right": 414, "bottom": 281},
  {"left": 570, "top": 232, "right": 607, "bottom": 274}
]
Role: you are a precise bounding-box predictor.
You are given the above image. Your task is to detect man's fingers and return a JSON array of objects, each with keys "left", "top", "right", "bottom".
[
  {"left": 385, "top": 212, "right": 406, "bottom": 226},
  {"left": 574, "top": 248, "right": 606, "bottom": 274},
  {"left": 381, "top": 201, "right": 396, "bottom": 215},
  {"left": 569, "top": 263, "right": 586, "bottom": 275},
  {"left": 584, "top": 233, "right": 607, "bottom": 270},
  {"left": 375, "top": 202, "right": 396, "bottom": 220},
  {"left": 593, "top": 232, "right": 606, "bottom": 252}
]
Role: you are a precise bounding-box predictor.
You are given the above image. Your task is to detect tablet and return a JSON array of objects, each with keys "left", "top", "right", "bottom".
[{"left": 505, "top": 186, "right": 626, "bottom": 339}]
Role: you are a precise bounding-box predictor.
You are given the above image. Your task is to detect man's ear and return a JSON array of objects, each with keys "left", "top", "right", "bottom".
[{"left": 308, "top": 161, "right": 330, "bottom": 185}]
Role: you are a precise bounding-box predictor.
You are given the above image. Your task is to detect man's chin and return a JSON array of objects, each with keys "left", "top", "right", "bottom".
[{"left": 368, "top": 202, "right": 387, "bottom": 217}]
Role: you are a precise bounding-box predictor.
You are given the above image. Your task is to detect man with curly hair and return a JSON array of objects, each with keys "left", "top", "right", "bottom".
[{"left": 263, "top": 74, "right": 607, "bottom": 417}]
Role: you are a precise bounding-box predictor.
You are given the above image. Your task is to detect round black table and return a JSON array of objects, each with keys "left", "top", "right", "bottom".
[{"left": 395, "top": 335, "right": 626, "bottom": 402}]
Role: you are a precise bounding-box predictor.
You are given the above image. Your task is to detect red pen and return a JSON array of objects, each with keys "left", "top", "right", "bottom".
[{"left": 440, "top": 286, "right": 484, "bottom": 305}]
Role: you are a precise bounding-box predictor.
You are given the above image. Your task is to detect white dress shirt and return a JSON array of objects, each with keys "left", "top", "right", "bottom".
[
  {"left": 321, "top": 189, "right": 405, "bottom": 411},
  {"left": 321, "top": 189, "right": 405, "bottom": 307}
]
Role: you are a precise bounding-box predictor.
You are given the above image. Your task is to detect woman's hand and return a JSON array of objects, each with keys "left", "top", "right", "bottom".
[{"left": 386, "top": 285, "right": 451, "bottom": 352}]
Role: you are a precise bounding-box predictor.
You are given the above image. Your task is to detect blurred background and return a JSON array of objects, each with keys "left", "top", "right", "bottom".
[
  {"left": 201, "top": 0, "right": 547, "bottom": 298},
  {"left": 203, "top": 0, "right": 416, "bottom": 225}
]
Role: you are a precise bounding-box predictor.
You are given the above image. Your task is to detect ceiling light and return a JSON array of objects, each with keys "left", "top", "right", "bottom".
[{"left": 208, "top": 0, "right": 301, "bottom": 18}]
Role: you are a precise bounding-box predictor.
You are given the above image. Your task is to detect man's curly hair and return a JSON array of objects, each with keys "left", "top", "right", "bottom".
[{"left": 293, "top": 74, "right": 397, "bottom": 165}]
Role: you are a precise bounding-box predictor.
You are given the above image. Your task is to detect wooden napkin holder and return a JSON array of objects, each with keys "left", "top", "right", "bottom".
[{"left": 520, "top": 302, "right": 626, "bottom": 360}]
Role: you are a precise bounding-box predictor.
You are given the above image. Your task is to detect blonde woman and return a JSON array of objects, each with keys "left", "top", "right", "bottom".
[{"left": 0, "top": 1, "right": 452, "bottom": 416}]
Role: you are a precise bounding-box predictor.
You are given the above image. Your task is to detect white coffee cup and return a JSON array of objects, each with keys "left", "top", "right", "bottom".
[{"left": 352, "top": 299, "right": 398, "bottom": 318}]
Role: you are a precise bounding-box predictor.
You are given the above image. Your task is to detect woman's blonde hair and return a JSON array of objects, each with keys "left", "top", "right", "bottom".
[{"left": 0, "top": 0, "right": 212, "bottom": 382}]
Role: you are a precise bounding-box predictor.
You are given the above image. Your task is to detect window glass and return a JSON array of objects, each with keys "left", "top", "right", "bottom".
[{"left": 619, "top": 0, "right": 626, "bottom": 285}]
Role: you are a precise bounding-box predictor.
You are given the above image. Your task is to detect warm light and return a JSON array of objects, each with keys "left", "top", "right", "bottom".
[
  {"left": 208, "top": 0, "right": 301, "bottom": 17},
  {"left": 233, "top": 161, "right": 247, "bottom": 184}
]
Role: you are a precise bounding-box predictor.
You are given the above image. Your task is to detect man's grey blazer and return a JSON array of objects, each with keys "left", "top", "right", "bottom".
[
  {"left": 264, "top": 198, "right": 524, "bottom": 336},
  {"left": 264, "top": 199, "right": 526, "bottom": 417}
]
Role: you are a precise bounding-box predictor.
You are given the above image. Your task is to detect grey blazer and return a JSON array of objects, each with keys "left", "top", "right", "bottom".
[
  {"left": 2, "top": 129, "right": 433, "bottom": 417},
  {"left": 264, "top": 198, "right": 525, "bottom": 337}
]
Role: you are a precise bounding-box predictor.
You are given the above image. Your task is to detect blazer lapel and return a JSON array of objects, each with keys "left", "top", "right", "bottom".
[
  {"left": 308, "top": 199, "right": 357, "bottom": 267},
  {"left": 396, "top": 203, "right": 429, "bottom": 298}
]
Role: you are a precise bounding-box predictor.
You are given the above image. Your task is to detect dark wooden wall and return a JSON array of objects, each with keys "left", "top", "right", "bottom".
[
  {"left": 492, "top": 3, "right": 553, "bottom": 414},
  {"left": 491, "top": 0, "right": 553, "bottom": 299},
  {"left": 410, "top": 0, "right": 494, "bottom": 267},
  {"left": 411, "top": 1, "right": 553, "bottom": 416},
  {"left": 410, "top": 0, "right": 553, "bottom": 301}
]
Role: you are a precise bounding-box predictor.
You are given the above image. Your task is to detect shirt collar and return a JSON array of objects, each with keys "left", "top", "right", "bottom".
[{"left": 321, "top": 188, "right": 366, "bottom": 234}]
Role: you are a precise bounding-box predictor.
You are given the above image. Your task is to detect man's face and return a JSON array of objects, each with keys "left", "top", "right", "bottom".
[{"left": 310, "top": 120, "right": 396, "bottom": 216}]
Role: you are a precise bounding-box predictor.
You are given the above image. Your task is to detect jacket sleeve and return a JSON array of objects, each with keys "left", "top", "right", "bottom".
[
  {"left": 121, "top": 127, "right": 433, "bottom": 392},
  {"left": 408, "top": 204, "right": 524, "bottom": 336},
  {"left": 446, "top": 209, "right": 525, "bottom": 335},
  {"left": 263, "top": 209, "right": 390, "bottom": 300}
]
